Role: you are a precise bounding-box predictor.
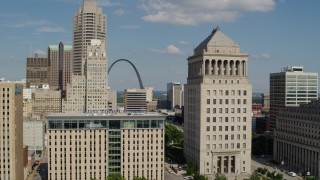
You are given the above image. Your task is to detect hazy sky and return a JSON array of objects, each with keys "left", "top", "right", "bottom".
[{"left": 1, "top": 0, "right": 319, "bottom": 91}]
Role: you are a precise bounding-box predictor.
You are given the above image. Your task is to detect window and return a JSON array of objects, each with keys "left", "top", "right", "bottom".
[
  {"left": 219, "top": 108, "right": 222, "bottom": 113},
  {"left": 243, "top": 108, "right": 247, "bottom": 113},
  {"left": 213, "top": 108, "right": 216, "bottom": 113},
  {"left": 243, "top": 117, "right": 246, "bottom": 122},
  {"left": 238, "top": 99, "right": 241, "bottom": 104},
  {"left": 213, "top": 117, "right": 216, "bottom": 122},
  {"left": 207, "top": 117, "right": 210, "bottom": 122},
  {"left": 213, "top": 99, "right": 216, "bottom": 104},
  {"left": 207, "top": 108, "right": 210, "bottom": 113},
  {"left": 207, "top": 126, "right": 210, "bottom": 131},
  {"left": 225, "top": 99, "right": 229, "bottom": 104},
  {"left": 231, "top": 108, "right": 235, "bottom": 113},
  {"left": 213, "top": 144, "right": 216, "bottom": 149},
  {"left": 231, "top": 90, "right": 235, "bottom": 95},
  {"left": 219, "top": 90, "right": 223, "bottom": 95},
  {"left": 206, "top": 144, "right": 210, "bottom": 150},
  {"left": 225, "top": 126, "right": 228, "bottom": 131},
  {"left": 231, "top": 143, "right": 234, "bottom": 149},
  {"left": 213, "top": 90, "right": 216, "bottom": 95},
  {"left": 212, "top": 126, "right": 216, "bottom": 131},
  {"left": 243, "top": 99, "right": 247, "bottom": 104},
  {"left": 207, "top": 90, "right": 210, "bottom": 95},
  {"left": 225, "top": 117, "right": 228, "bottom": 122},
  {"left": 237, "top": 90, "right": 241, "bottom": 95},
  {"left": 225, "top": 144, "right": 228, "bottom": 149},
  {"left": 225, "top": 108, "right": 228, "bottom": 113},
  {"left": 237, "top": 108, "right": 241, "bottom": 113},
  {"left": 243, "top": 134, "right": 246, "bottom": 139},
  {"left": 206, "top": 135, "right": 210, "bottom": 140},
  {"left": 244, "top": 90, "right": 247, "bottom": 96},
  {"left": 212, "top": 135, "right": 216, "bottom": 140},
  {"left": 225, "top": 90, "right": 229, "bottom": 96},
  {"left": 219, "top": 126, "right": 222, "bottom": 131},
  {"left": 231, "top": 126, "right": 234, "bottom": 131},
  {"left": 231, "top": 135, "right": 234, "bottom": 140},
  {"left": 237, "top": 143, "right": 240, "bottom": 149},
  {"left": 207, "top": 99, "right": 210, "bottom": 104},
  {"left": 219, "top": 99, "right": 223, "bottom": 104},
  {"left": 243, "top": 126, "right": 246, "bottom": 131},
  {"left": 231, "top": 99, "right": 235, "bottom": 104},
  {"left": 219, "top": 135, "right": 222, "bottom": 140},
  {"left": 243, "top": 143, "right": 246, "bottom": 148},
  {"left": 225, "top": 135, "right": 228, "bottom": 140}
]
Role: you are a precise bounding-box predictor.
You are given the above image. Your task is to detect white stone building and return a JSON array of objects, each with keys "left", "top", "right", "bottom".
[
  {"left": 183, "top": 27, "right": 252, "bottom": 177},
  {"left": 23, "top": 120, "right": 46, "bottom": 153}
]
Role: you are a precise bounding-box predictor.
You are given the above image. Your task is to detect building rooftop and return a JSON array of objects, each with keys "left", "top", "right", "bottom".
[
  {"left": 47, "top": 111, "right": 165, "bottom": 118},
  {"left": 194, "top": 26, "right": 239, "bottom": 52}
]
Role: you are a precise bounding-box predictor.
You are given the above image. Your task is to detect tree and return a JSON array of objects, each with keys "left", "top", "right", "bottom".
[
  {"left": 133, "top": 177, "right": 147, "bottom": 180},
  {"left": 194, "top": 172, "right": 208, "bottom": 180},
  {"left": 214, "top": 173, "right": 227, "bottom": 180},
  {"left": 249, "top": 172, "right": 260, "bottom": 180},
  {"left": 186, "top": 161, "right": 197, "bottom": 175},
  {"left": 107, "top": 173, "right": 125, "bottom": 180},
  {"left": 165, "top": 124, "right": 184, "bottom": 145},
  {"left": 273, "top": 173, "right": 284, "bottom": 180}
]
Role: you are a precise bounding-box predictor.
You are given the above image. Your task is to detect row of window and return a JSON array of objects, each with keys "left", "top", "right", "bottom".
[
  {"left": 206, "top": 125, "right": 247, "bottom": 132},
  {"left": 206, "top": 142, "right": 247, "bottom": 150},
  {"left": 207, "top": 116, "right": 247, "bottom": 123},
  {"left": 207, "top": 108, "right": 247, "bottom": 114},
  {"left": 207, "top": 98, "right": 247, "bottom": 105},
  {"left": 207, "top": 90, "right": 247, "bottom": 96}
]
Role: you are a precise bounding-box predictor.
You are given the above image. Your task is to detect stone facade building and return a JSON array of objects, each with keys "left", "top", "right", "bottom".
[
  {"left": 0, "top": 83, "right": 24, "bottom": 180},
  {"left": 184, "top": 27, "right": 252, "bottom": 177},
  {"left": 273, "top": 99, "right": 320, "bottom": 177}
]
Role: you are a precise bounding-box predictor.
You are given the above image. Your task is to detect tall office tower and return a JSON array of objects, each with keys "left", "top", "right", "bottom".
[
  {"left": 48, "top": 43, "right": 73, "bottom": 91},
  {"left": 59, "top": 42, "right": 73, "bottom": 93},
  {"left": 0, "top": 83, "right": 24, "bottom": 180},
  {"left": 269, "top": 66, "right": 318, "bottom": 131},
  {"left": 48, "top": 45, "right": 59, "bottom": 89},
  {"left": 73, "top": 0, "right": 107, "bottom": 76},
  {"left": 47, "top": 112, "right": 165, "bottom": 180},
  {"left": 273, "top": 99, "right": 320, "bottom": 177},
  {"left": 26, "top": 56, "right": 49, "bottom": 88},
  {"left": 124, "top": 88, "right": 147, "bottom": 112},
  {"left": 63, "top": 0, "right": 109, "bottom": 112},
  {"left": 184, "top": 27, "right": 252, "bottom": 177},
  {"left": 167, "top": 82, "right": 184, "bottom": 110}
]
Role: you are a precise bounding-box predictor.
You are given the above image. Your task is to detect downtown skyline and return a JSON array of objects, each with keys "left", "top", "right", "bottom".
[{"left": 1, "top": 0, "right": 320, "bottom": 91}]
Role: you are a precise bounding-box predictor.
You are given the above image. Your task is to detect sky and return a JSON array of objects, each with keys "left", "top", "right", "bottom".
[{"left": 1, "top": 0, "right": 320, "bottom": 92}]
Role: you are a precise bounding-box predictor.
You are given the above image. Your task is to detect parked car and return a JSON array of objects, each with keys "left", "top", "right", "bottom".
[{"left": 288, "top": 172, "right": 297, "bottom": 177}]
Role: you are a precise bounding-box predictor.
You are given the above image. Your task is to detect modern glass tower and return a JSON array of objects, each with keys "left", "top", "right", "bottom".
[{"left": 269, "top": 66, "right": 318, "bottom": 131}]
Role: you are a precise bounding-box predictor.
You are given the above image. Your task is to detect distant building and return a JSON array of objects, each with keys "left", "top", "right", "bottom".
[
  {"left": 167, "top": 82, "right": 184, "bottom": 110},
  {"left": 261, "top": 93, "right": 270, "bottom": 112},
  {"left": 0, "top": 83, "right": 24, "bottom": 180},
  {"left": 26, "top": 56, "right": 49, "bottom": 88},
  {"left": 273, "top": 99, "right": 320, "bottom": 177},
  {"left": 124, "top": 88, "right": 147, "bottom": 112},
  {"left": 47, "top": 112, "right": 165, "bottom": 180},
  {"left": 23, "top": 119, "right": 46, "bottom": 154},
  {"left": 269, "top": 66, "right": 318, "bottom": 131},
  {"left": 33, "top": 86, "right": 62, "bottom": 115},
  {"left": 184, "top": 27, "right": 252, "bottom": 177},
  {"left": 48, "top": 43, "right": 73, "bottom": 92}
]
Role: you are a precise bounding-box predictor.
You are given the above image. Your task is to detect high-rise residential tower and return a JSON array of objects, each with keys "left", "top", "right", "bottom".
[
  {"left": 269, "top": 66, "right": 318, "bottom": 131},
  {"left": 63, "top": 0, "right": 109, "bottom": 112},
  {"left": 184, "top": 27, "right": 252, "bottom": 177},
  {"left": 0, "top": 83, "right": 24, "bottom": 180}
]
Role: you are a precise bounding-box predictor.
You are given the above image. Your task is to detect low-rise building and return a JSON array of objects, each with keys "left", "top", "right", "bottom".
[
  {"left": 47, "top": 112, "right": 165, "bottom": 180},
  {"left": 23, "top": 119, "right": 46, "bottom": 154},
  {"left": 273, "top": 99, "right": 320, "bottom": 177}
]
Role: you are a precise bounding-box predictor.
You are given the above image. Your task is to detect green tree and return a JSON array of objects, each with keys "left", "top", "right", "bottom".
[
  {"left": 194, "top": 172, "right": 208, "bottom": 180},
  {"left": 107, "top": 173, "right": 125, "bottom": 180},
  {"left": 214, "top": 173, "right": 227, "bottom": 180},
  {"left": 249, "top": 172, "right": 260, "bottom": 180},
  {"left": 186, "top": 161, "right": 197, "bottom": 175},
  {"left": 133, "top": 177, "right": 147, "bottom": 180},
  {"left": 165, "top": 124, "right": 184, "bottom": 145},
  {"left": 273, "top": 173, "right": 284, "bottom": 180}
]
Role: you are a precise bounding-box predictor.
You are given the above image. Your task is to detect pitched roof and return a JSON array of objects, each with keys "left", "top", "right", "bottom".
[{"left": 194, "top": 26, "right": 239, "bottom": 52}]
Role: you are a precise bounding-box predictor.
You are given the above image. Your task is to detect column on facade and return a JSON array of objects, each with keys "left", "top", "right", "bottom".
[
  {"left": 214, "top": 60, "right": 218, "bottom": 75},
  {"left": 202, "top": 59, "right": 206, "bottom": 76},
  {"left": 228, "top": 156, "right": 232, "bottom": 173},
  {"left": 239, "top": 60, "right": 243, "bottom": 77},
  {"left": 226, "top": 60, "right": 230, "bottom": 76},
  {"left": 209, "top": 60, "right": 213, "bottom": 75},
  {"left": 230, "top": 60, "right": 234, "bottom": 76}
]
